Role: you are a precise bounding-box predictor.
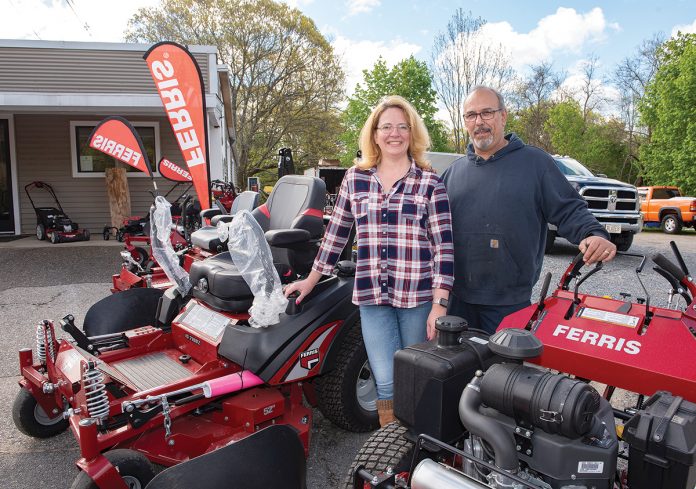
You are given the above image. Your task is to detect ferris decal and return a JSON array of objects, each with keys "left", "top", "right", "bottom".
[
  {"left": 88, "top": 116, "right": 152, "bottom": 176},
  {"left": 299, "top": 348, "right": 320, "bottom": 370},
  {"left": 144, "top": 41, "right": 210, "bottom": 209},
  {"left": 552, "top": 325, "right": 641, "bottom": 355},
  {"left": 158, "top": 157, "right": 192, "bottom": 183}
]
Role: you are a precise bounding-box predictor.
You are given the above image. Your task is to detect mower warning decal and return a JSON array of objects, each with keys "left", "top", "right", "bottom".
[{"left": 579, "top": 307, "right": 640, "bottom": 328}]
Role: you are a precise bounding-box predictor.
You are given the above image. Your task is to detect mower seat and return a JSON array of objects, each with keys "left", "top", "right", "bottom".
[
  {"left": 188, "top": 252, "right": 254, "bottom": 312},
  {"left": 189, "top": 176, "right": 325, "bottom": 312},
  {"left": 190, "top": 191, "right": 260, "bottom": 252}
]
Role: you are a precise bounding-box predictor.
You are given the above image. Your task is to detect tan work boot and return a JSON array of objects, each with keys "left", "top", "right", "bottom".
[{"left": 376, "top": 399, "right": 395, "bottom": 427}]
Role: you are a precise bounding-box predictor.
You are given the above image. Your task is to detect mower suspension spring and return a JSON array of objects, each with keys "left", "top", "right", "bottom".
[
  {"left": 36, "top": 320, "right": 55, "bottom": 364},
  {"left": 82, "top": 361, "right": 110, "bottom": 420}
]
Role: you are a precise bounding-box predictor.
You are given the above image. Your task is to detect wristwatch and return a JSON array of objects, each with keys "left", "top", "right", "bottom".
[{"left": 434, "top": 297, "right": 449, "bottom": 307}]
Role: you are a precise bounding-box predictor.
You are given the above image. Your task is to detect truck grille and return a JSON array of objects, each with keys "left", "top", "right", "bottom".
[{"left": 580, "top": 186, "right": 638, "bottom": 213}]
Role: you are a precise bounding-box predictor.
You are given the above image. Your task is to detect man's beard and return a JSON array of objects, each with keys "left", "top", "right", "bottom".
[{"left": 472, "top": 127, "right": 494, "bottom": 151}]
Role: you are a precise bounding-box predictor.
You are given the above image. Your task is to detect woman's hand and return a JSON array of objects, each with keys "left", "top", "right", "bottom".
[
  {"left": 427, "top": 304, "right": 447, "bottom": 340},
  {"left": 283, "top": 270, "right": 322, "bottom": 304}
]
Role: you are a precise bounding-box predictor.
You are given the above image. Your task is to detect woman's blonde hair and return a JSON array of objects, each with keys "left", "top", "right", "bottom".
[{"left": 355, "top": 95, "right": 431, "bottom": 170}]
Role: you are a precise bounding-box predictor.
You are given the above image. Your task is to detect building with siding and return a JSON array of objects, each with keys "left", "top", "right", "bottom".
[{"left": 0, "top": 39, "right": 233, "bottom": 236}]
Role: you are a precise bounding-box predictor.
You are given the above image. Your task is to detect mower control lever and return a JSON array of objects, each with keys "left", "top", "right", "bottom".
[
  {"left": 652, "top": 253, "right": 686, "bottom": 282},
  {"left": 670, "top": 240, "right": 690, "bottom": 277}
]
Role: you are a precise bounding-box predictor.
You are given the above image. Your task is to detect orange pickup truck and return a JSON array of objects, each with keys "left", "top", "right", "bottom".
[{"left": 637, "top": 186, "right": 696, "bottom": 234}]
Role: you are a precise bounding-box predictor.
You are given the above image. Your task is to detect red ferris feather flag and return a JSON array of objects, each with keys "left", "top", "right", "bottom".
[
  {"left": 144, "top": 42, "right": 211, "bottom": 209},
  {"left": 158, "top": 157, "right": 192, "bottom": 183},
  {"left": 88, "top": 116, "right": 153, "bottom": 176}
]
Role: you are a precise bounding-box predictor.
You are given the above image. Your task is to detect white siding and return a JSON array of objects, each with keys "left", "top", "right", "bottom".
[
  {"left": 16, "top": 114, "right": 191, "bottom": 234},
  {"left": 0, "top": 47, "right": 211, "bottom": 94}
]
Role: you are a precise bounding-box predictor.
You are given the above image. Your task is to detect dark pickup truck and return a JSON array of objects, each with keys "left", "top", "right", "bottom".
[{"left": 427, "top": 152, "right": 642, "bottom": 252}]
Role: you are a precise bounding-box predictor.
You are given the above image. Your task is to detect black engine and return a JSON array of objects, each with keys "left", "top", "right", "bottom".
[{"left": 392, "top": 319, "right": 696, "bottom": 489}]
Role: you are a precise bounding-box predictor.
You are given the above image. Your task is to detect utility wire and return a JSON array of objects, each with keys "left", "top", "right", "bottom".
[{"left": 64, "top": 0, "right": 92, "bottom": 37}]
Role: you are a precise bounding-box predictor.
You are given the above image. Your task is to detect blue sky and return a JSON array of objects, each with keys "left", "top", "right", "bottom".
[{"left": 2, "top": 0, "right": 695, "bottom": 104}]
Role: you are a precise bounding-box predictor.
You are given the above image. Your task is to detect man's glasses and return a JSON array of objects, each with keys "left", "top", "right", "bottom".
[
  {"left": 464, "top": 108, "right": 503, "bottom": 122},
  {"left": 376, "top": 123, "right": 411, "bottom": 134}
]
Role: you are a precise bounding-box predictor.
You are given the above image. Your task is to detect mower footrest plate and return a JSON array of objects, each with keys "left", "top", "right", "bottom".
[{"left": 112, "top": 352, "right": 191, "bottom": 392}]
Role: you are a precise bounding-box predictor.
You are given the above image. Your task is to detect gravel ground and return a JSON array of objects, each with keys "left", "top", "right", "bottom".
[{"left": 0, "top": 229, "right": 693, "bottom": 488}]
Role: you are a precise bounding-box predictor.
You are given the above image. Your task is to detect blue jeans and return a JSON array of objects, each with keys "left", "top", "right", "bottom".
[
  {"left": 447, "top": 294, "right": 530, "bottom": 335},
  {"left": 359, "top": 302, "right": 430, "bottom": 400}
]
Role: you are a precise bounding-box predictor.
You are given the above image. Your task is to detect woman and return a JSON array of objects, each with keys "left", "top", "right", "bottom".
[{"left": 284, "top": 95, "right": 454, "bottom": 427}]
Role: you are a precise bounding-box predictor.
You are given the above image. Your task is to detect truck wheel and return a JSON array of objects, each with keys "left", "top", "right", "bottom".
[
  {"left": 343, "top": 423, "right": 413, "bottom": 489},
  {"left": 70, "top": 449, "right": 156, "bottom": 489},
  {"left": 315, "top": 320, "right": 379, "bottom": 432},
  {"left": 12, "top": 389, "right": 69, "bottom": 438},
  {"left": 661, "top": 214, "right": 682, "bottom": 234},
  {"left": 611, "top": 232, "right": 634, "bottom": 252},
  {"left": 544, "top": 229, "right": 556, "bottom": 253}
]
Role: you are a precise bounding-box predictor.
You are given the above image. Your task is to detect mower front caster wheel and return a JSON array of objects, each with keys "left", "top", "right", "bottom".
[
  {"left": 12, "top": 389, "right": 69, "bottom": 438},
  {"left": 70, "top": 449, "right": 156, "bottom": 489}
]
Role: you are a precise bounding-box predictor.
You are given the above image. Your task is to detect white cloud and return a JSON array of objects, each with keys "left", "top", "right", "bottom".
[
  {"left": 557, "top": 58, "right": 621, "bottom": 118},
  {"left": 478, "top": 7, "right": 616, "bottom": 70},
  {"left": 1, "top": 0, "right": 160, "bottom": 42},
  {"left": 346, "top": 0, "right": 380, "bottom": 16},
  {"left": 671, "top": 18, "right": 696, "bottom": 37},
  {"left": 332, "top": 35, "right": 422, "bottom": 96}
]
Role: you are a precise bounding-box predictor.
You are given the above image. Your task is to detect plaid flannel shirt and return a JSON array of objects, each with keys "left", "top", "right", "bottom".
[{"left": 312, "top": 162, "right": 454, "bottom": 307}]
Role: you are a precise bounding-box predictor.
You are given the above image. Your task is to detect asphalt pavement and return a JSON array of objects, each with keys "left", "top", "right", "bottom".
[{"left": 0, "top": 229, "right": 693, "bottom": 488}]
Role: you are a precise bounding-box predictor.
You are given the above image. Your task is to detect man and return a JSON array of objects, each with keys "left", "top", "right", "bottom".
[{"left": 441, "top": 86, "right": 616, "bottom": 334}]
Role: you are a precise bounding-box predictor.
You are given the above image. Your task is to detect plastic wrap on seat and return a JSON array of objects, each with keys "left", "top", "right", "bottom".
[
  {"left": 151, "top": 196, "right": 192, "bottom": 295},
  {"left": 218, "top": 210, "right": 286, "bottom": 328}
]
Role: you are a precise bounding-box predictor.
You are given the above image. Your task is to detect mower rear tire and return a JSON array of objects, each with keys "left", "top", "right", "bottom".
[
  {"left": 343, "top": 422, "right": 413, "bottom": 489},
  {"left": 83, "top": 287, "right": 165, "bottom": 336},
  {"left": 12, "top": 388, "right": 69, "bottom": 438},
  {"left": 70, "top": 449, "right": 156, "bottom": 489},
  {"left": 83, "top": 229, "right": 91, "bottom": 241},
  {"left": 36, "top": 223, "right": 46, "bottom": 241},
  {"left": 315, "top": 320, "right": 379, "bottom": 432}
]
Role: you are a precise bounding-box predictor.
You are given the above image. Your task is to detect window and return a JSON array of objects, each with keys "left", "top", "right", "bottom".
[{"left": 70, "top": 121, "right": 160, "bottom": 177}]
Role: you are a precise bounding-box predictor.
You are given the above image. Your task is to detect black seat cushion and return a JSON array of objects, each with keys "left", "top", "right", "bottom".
[{"left": 189, "top": 252, "right": 253, "bottom": 312}]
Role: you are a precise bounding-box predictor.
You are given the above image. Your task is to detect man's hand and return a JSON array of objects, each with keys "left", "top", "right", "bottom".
[{"left": 579, "top": 235, "right": 617, "bottom": 264}]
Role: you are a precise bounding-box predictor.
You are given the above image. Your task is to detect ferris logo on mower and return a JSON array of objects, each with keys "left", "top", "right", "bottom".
[
  {"left": 91, "top": 135, "right": 142, "bottom": 168},
  {"left": 300, "top": 348, "right": 320, "bottom": 370},
  {"left": 552, "top": 325, "right": 641, "bottom": 355},
  {"left": 150, "top": 60, "right": 205, "bottom": 169}
]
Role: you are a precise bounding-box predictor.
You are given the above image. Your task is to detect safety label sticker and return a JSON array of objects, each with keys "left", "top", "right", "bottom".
[
  {"left": 579, "top": 307, "right": 639, "bottom": 328},
  {"left": 180, "top": 303, "right": 230, "bottom": 340},
  {"left": 578, "top": 461, "right": 604, "bottom": 474}
]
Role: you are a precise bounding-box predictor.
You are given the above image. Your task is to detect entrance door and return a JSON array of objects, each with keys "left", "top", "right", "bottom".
[{"left": 0, "top": 119, "right": 14, "bottom": 233}]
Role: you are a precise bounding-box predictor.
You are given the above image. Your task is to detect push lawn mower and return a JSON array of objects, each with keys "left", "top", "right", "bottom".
[
  {"left": 25, "top": 181, "right": 90, "bottom": 244},
  {"left": 13, "top": 175, "right": 377, "bottom": 489},
  {"left": 350, "top": 244, "right": 696, "bottom": 489}
]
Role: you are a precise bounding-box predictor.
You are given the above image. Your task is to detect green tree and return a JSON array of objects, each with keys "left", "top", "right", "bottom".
[
  {"left": 126, "top": 0, "right": 345, "bottom": 187},
  {"left": 545, "top": 101, "right": 627, "bottom": 179},
  {"left": 545, "top": 100, "right": 585, "bottom": 158},
  {"left": 340, "top": 56, "right": 451, "bottom": 166},
  {"left": 639, "top": 33, "right": 696, "bottom": 194}
]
